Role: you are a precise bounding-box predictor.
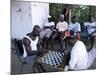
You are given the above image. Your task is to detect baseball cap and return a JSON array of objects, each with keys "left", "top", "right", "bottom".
[{"left": 48, "top": 15, "right": 51, "bottom": 18}]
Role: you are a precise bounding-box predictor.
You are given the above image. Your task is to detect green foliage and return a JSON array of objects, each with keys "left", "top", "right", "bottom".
[
  {"left": 49, "top": 3, "right": 96, "bottom": 24},
  {"left": 73, "top": 5, "right": 96, "bottom": 23},
  {"left": 49, "top": 3, "right": 66, "bottom": 23}
]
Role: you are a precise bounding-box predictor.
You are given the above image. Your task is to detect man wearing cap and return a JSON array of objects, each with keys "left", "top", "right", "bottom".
[{"left": 40, "top": 15, "right": 55, "bottom": 49}]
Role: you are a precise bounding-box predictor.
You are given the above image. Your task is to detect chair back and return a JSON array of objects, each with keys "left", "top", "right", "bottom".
[{"left": 14, "top": 39, "right": 24, "bottom": 62}]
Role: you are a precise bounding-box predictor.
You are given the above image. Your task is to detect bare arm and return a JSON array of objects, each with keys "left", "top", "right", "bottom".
[{"left": 37, "top": 37, "right": 42, "bottom": 50}]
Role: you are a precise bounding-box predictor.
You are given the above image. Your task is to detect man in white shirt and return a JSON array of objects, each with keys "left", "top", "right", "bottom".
[
  {"left": 84, "top": 16, "right": 96, "bottom": 50},
  {"left": 69, "top": 37, "right": 88, "bottom": 70},
  {"left": 64, "top": 36, "right": 88, "bottom": 70},
  {"left": 56, "top": 14, "right": 68, "bottom": 32},
  {"left": 69, "top": 16, "right": 81, "bottom": 40},
  {"left": 56, "top": 14, "right": 68, "bottom": 48},
  {"left": 40, "top": 15, "right": 55, "bottom": 48},
  {"left": 64, "top": 36, "right": 96, "bottom": 71},
  {"left": 40, "top": 15, "right": 55, "bottom": 39}
]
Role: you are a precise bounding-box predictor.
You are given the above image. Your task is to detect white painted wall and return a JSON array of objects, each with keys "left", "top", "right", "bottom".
[
  {"left": 11, "top": 0, "right": 49, "bottom": 39},
  {"left": 11, "top": 0, "right": 32, "bottom": 39},
  {"left": 31, "top": 2, "right": 49, "bottom": 29}
]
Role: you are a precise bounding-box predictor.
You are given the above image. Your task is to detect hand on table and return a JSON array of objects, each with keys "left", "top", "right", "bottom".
[{"left": 64, "top": 65, "right": 75, "bottom": 71}]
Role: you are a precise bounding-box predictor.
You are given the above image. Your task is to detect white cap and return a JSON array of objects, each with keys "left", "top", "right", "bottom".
[{"left": 48, "top": 15, "right": 51, "bottom": 18}]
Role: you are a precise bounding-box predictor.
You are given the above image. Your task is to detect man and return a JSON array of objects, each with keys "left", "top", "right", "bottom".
[
  {"left": 23, "top": 25, "right": 46, "bottom": 64},
  {"left": 69, "top": 16, "right": 81, "bottom": 40},
  {"left": 56, "top": 14, "right": 68, "bottom": 48},
  {"left": 64, "top": 36, "right": 96, "bottom": 70},
  {"left": 84, "top": 15, "right": 96, "bottom": 50},
  {"left": 64, "top": 36, "right": 88, "bottom": 70},
  {"left": 40, "top": 15, "right": 55, "bottom": 49}
]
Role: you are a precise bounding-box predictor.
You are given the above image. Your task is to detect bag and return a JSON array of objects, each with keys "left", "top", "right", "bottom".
[{"left": 65, "top": 31, "right": 70, "bottom": 37}]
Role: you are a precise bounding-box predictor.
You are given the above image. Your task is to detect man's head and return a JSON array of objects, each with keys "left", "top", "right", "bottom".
[
  {"left": 32, "top": 25, "right": 41, "bottom": 36},
  {"left": 59, "top": 14, "right": 64, "bottom": 22},
  {"left": 89, "top": 15, "right": 95, "bottom": 23},
  {"left": 71, "top": 16, "right": 77, "bottom": 24},
  {"left": 70, "top": 36, "right": 77, "bottom": 46},
  {"left": 48, "top": 15, "right": 52, "bottom": 22}
]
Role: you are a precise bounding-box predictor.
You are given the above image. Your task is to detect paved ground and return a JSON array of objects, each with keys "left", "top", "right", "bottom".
[{"left": 11, "top": 38, "right": 96, "bottom": 75}]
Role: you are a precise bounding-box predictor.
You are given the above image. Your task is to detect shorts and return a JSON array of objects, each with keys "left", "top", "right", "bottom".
[
  {"left": 40, "top": 29, "right": 53, "bottom": 39},
  {"left": 23, "top": 55, "right": 37, "bottom": 64}
]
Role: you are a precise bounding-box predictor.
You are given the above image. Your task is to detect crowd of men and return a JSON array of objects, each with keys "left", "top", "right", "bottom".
[{"left": 22, "top": 14, "right": 96, "bottom": 71}]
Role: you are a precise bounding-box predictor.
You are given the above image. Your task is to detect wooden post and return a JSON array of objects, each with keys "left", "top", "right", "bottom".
[{"left": 69, "top": 9, "right": 72, "bottom": 24}]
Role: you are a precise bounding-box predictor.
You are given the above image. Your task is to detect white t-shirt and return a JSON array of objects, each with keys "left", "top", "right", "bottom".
[
  {"left": 44, "top": 21, "right": 55, "bottom": 27},
  {"left": 69, "top": 41, "right": 88, "bottom": 70},
  {"left": 69, "top": 22, "right": 81, "bottom": 32},
  {"left": 84, "top": 22, "right": 96, "bottom": 35},
  {"left": 44, "top": 21, "right": 55, "bottom": 31},
  {"left": 56, "top": 21, "right": 68, "bottom": 32}
]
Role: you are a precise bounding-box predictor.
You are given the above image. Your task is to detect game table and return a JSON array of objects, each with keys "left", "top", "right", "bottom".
[{"left": 32, "top": 49, "right": 69, "bottom": 73}]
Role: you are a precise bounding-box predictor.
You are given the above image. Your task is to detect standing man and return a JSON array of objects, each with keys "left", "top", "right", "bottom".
[{"left": 56, "top": 14, "right": 68, "bottom": 48}]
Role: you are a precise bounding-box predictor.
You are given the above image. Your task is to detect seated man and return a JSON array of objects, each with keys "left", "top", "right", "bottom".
[
  {"left": 64, "top": 36, "right": 96, "bottom": 70},
  {"left": 23, "top": 25, "right": 47, "bottom": 64},
  {"left": 55, "top": 14, "right": 68, "bottom": 48},
  {"left": 68, "top": 16, "right": 81, "bottom": 40},
  {"left": 84, "top": 15, "right": 96, "bottom": 50},
  {"left": 40, "top": 15, "right": 55, "bottom": 49}
]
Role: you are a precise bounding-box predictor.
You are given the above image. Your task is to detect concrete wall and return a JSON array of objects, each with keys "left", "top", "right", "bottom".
[
  {"left": 11, "top": 0, "right": 49, "bottom": 39},
  {"left": 31, "top": 2, "right": 49, "bottom": 29}
]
